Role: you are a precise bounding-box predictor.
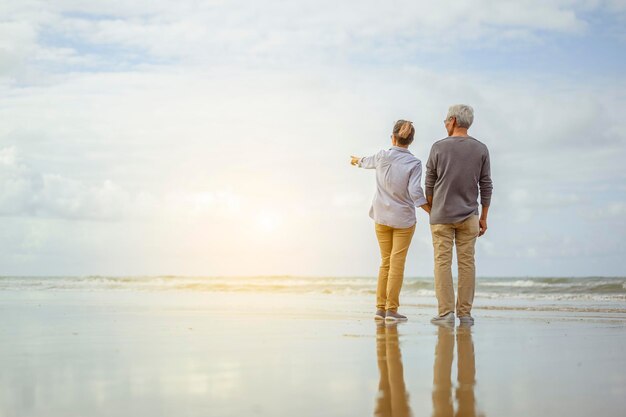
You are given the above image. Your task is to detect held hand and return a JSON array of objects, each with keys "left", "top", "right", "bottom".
[
  {"left": 479, "top": 218, "right": 488, "bottom": 236},
  {"left": 350, "top": 155, "right": 361, "bottom": 166}
]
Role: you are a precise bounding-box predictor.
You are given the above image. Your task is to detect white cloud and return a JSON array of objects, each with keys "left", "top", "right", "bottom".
[
  {"left": 54, "top": 0, "right": 588, "bottom": 61},
  {"left": 588, "top": 202, "right": 626, "bottom": 219},
  {"left": 0, "top": 146, "right": 131, "bottom": 220},
  {"left": 2, "top": 0, "right": 624, "bottom": 82},
  {"left": 0, "top": 21, "right": 38, "bottom": 77},
  {"left": 0, "top": 145, "right": 249, "bottom": 222}
]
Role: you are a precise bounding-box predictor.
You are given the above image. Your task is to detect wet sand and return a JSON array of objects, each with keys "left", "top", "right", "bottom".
[{"left": 1, "top": 290, "right": 625, "bottom": 416}]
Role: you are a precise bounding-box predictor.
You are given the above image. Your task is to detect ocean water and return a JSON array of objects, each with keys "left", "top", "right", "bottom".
[{"left": 1, "top": 276, "right": 624, "bottom": 313}]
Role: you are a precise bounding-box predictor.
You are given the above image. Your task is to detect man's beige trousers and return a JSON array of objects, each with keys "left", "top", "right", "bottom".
[
  {"left": 430, "top": 215, "right": 479, "bottom": 317},
  {"left": 375, "top": 223, "right": 415, "bottom": 311}
]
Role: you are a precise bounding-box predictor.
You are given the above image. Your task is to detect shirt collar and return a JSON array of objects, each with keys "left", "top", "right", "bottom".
[{"left": 390, "top": 146, "right": 412, "bottom": 154}]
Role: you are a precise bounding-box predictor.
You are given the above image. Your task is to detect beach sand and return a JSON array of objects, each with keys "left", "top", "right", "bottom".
[{"left": 1, "top": 290, "right": 625, "bottom": 417}]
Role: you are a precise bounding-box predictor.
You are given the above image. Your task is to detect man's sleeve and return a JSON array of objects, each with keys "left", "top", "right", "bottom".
[
  {"left": 425, "top": 145, "right": 437, "bottom": 197},
  {"left": 409, "top": 162, "right": 428, "bottom": 207},
  {"left": 479, "top": 148, "right": 493, "bottom": 206},
  {"left": 358, "top": 150, "right": 383, "bottom": 169}
]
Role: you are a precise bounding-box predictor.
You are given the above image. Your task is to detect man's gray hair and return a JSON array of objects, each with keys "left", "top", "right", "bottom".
[{"left": 446, "top": 104, "right": 474, "bottom": 128}]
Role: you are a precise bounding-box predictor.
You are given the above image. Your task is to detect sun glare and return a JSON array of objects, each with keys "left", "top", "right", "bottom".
[{"left": 257, "top": 212, "right": 281, "bottom": 232}]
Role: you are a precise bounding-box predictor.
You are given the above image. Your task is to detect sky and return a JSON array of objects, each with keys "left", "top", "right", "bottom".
[{"left": 1, "top": 0, "right": 625, "bottom": 277}]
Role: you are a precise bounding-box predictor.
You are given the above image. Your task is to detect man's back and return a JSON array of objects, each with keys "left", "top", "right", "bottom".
[{"left": 425, "top": 136, "right": 492, "bottom": 224}]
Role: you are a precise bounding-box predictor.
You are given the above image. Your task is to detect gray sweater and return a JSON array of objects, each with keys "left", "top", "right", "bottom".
[{"left": 425, "top": 136, "right": 493, "bottom": 224}]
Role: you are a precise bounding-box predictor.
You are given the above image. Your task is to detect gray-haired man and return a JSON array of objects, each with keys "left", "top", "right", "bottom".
[{"left": 425, "top": 104, "right": 493, "bottom": 326}]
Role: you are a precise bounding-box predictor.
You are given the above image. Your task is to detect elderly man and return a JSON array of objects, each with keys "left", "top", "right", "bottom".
[{"left": 426, "top": 104, "right": 493, "bottom": 326}]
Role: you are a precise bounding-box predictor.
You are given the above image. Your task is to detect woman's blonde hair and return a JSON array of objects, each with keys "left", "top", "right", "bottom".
[{"left": 393, "top": 120, "right": 415, "bottom": 145}]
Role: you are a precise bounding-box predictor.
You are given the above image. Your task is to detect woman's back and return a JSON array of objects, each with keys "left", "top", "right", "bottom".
[{"left": 360, "top": 146, "right": 427, "bottom": 228}]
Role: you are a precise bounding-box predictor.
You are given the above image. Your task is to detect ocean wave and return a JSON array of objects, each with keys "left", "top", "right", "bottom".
[{"left": 0, "top": 276, "right": 624, "bottom": 302}]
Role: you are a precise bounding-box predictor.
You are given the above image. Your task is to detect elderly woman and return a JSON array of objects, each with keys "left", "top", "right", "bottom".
[{"left": 351, "top": 120, "right": 430, "bottom": 322}]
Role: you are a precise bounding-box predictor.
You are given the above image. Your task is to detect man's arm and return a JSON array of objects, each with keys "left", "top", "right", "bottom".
[
  {"left": 425, "top": 146, "right": 437, "bottom": 206},
  {"left": 478, "top": 148, "right": 493, "bottom": 237},
  {"left": 479, "top": 205, "right": 489, "bottom": 237}
]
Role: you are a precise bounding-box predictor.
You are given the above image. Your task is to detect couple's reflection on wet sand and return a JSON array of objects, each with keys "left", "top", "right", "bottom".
[
  {"left": 374, "top": 323, "right": 479, "bottom": 417},
  {"left": 432, "top": 325, "right": 480, "bottom": 417}
]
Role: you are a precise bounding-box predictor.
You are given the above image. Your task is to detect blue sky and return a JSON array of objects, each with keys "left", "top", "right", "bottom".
[
  {"left": 1, "top": 0, "right": 625, "bottom": 276},
  {"left": 28, "top": 3, "right": 626, "bottom": 76}
]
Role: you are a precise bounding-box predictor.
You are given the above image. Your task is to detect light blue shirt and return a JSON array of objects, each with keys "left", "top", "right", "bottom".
[{"left": 359, "top": 146, "right": 427, "bottom": 228}]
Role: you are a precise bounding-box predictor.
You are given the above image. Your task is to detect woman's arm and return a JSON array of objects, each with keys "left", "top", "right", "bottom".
[
  {"left": 409, "top": 162, "right": 429, "bottom": 209},
  {"left": 350, "top": 151, "right": 381, "bottom": 169}
]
